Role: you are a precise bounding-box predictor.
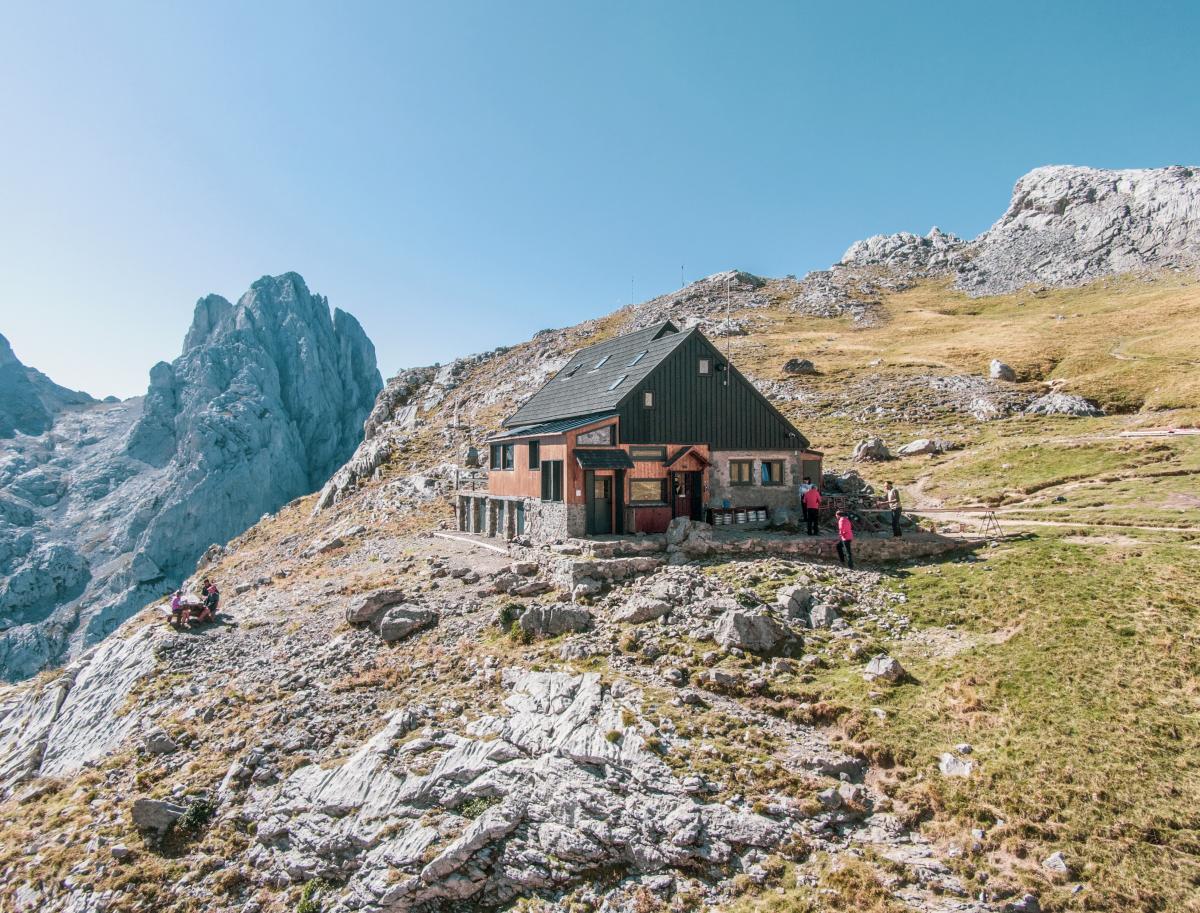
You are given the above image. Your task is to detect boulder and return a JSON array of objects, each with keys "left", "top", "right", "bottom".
[
  {"left": 346, "top": 587, "right": 406, "bottom": 625},
  {"left": 571, "top": 576, "right": 603, "bottom": 601},
  {"left": 374, "top": 605, "right": 438, "bottom": 643},
  {"left": 775, "top": 584, "right": 812, "bottom": 620},
  {"left": 714, "top": 610, "right": 796, "bottom": 655},
  {"left": 488, "top": 573, "right": 524, "bottom": 594},
  {"left": 938, "top": 753, "right": 974, "bottom": 777},
  {"left": 1041, "top": 851, "right": 1072, "bottom": 876},
  {"left": 782, "top": 358, "right": 816, "bottom": 375},
  {"left": 851, "top": 437, "right": 891, "bottom": 462},
  {"left": 612, "top": 596, "right": 672, "bottom": 624},
  {"left": 664, "top": 517, "right": 692, "bottom": 546},
  {"left": 511, "top": 579, "right": 552, "bottom": 597},
  {"left": 807, "top": 602, "right": 841, "bottom": 629},
  {"left": 1005, "top": 895, "right": 1042, "bottom": 913},
  {"left": 863, "top": 653, "right": 905, "bottom": 683},
  {"left": 131, "top": 798, "right": 187, "bottom": 834},
  {"left": 1024, "top": 393, "right": 1104, "bottom": 417},
  {"left": 896, "top": 438, "right": 954, "bottom": 456},
  {"left": 141, "top": 727, "right": 178, "bottom": 755},
  {"left": 509, "top": 561, "right": 539, "bottom": 576},
  {"left": 517, "top": 604, "right": 593, "bottom": 638},
  {"left": 989, "top": 359, "right": 1016, "bottom": 381}
]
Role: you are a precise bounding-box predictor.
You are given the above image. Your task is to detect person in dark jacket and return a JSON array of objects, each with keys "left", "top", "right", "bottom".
[{"left": 192, "top": 579, "right": 220, "bottom": 624}]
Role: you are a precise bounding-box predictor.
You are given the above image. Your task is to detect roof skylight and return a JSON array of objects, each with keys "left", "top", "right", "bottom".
[
  {"left": 607, "top": 374, "right": 627, "bottom": 391},
  {"left": 628, "top": 350, "right": 648, "bottom": 366},
  {"left": 593, "top": 354, "right": 611, "bottom": 370}
]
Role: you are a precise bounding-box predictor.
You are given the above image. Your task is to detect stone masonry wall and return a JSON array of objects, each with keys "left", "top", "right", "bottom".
[{"left": 708, "top": 450, "right": 805, "bottom": 511}]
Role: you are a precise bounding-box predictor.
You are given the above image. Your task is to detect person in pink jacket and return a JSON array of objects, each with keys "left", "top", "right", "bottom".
[
  {"left": 801, "top": 479, "right": 821, "bottom": 536},
  {"left": 836, "top": 510, "right": 854, "bottom": 569}
]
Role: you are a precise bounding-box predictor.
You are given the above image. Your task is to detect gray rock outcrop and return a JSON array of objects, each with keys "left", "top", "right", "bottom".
[
  {"left": 896, "top": 438, "right": 955, "bottom": 456},
  {"left": 852, "top": 436, "right": 892, "bottom": 462},
  {"left": 131, "top": 798, "right": 187, "bottom": 834},
  {"left": 839, "top": 166, "right": 1200, "bottom": 297},
  {"left": 989, "top": 360, "right": 1017, "bottom": 382},
  {"left": 1024, "top": 392, "right": 1104, "bottom": 417},
  {"left": 0, "top": 273, "right": 381, "bottom": 680},
  {"left": 0, "top": 333, "right": 95, "bottom": 439},
  {"left": 863, "top": 653, "right": 906, "bottom": 683},
  {"left": 714, "top": 609, "right": 796, "bottom": 654},
  {"left": 376, "top": 606, "right": 439, "bottom": 643}
]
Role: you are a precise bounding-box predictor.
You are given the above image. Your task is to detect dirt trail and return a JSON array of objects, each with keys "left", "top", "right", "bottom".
[{"left": 909, "top": 509, "right": 1200, "bottom": 535}]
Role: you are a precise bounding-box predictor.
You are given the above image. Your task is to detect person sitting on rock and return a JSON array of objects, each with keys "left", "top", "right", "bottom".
[
  {"left": 836, "top": 510, "right": 854, "bottom": 569},
  {"left": 167, "top": 590, "right": 190, "bottom": 628},
  {"left": 192, "top": 579, "right": 219, "bottom": 624}
]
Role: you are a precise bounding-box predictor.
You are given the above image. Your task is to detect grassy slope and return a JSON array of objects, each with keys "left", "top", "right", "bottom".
[{"left": 708, "top": 276, "right": 1200, "bottom": 911}]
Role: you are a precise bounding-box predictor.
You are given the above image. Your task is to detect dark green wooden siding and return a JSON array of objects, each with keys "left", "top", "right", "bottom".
[{"left": 616, "top": 333, "right": 808, "bottom": 450}]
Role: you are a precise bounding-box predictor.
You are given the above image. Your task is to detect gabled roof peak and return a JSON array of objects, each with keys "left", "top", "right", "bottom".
[{"left": 502, "top": 319, "right": 688, "bottom": 427}]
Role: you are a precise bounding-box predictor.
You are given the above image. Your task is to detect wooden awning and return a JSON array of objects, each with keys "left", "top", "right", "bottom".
[{"left": 664, "top": 446, "right": 711, "bottom": 468}]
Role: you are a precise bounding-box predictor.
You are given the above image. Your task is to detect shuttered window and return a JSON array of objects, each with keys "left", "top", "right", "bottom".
[
  {"left": 730, "top": 460, "right": 754, "bottom": 486},
  {"left": 528, "top": 441, "right": 540, "bottom": 469},
  {"left": 761, "top": 460, "right": 785, "bottom": 486}
]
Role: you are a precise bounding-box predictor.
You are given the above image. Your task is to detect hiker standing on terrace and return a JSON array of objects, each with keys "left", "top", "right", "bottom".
[
  {"left": 836, "top": 510, "right": 854, "bottom": 569},
  {"left": 801, "top": 478, "right": 821, "bottom": 536},
  {"left": 885, "top": 481, "right": 902, "bottom": 538}
]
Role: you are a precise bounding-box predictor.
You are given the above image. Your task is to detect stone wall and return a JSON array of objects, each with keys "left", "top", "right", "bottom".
[
  {"left": 709, "top": 450, "right": 805, "bottom": 511},
  {"left": 526, "top": 500, "right": 589, "bottom": 543}
]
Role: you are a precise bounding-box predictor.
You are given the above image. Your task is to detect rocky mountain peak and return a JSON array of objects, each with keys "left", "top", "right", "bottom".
[
  {"left": 0, "top": 332, "right": 95, "bottom": 439},
  {"left": 0, "top": 273, "right": 382, "bottom": 680},
  {"left": 840, "top": 164, "right": 1200, "bottom": 297},
  {"left": 0, "top": 332, "right": 19, "bottom": 368}
]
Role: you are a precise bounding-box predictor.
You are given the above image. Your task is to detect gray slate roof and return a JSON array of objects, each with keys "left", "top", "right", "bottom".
[
  {"left": 503, "top": 321, "right": 685, "bottom": 427},
  {"left": 493, "top": 412, "right": 616, "bottom": 440}
]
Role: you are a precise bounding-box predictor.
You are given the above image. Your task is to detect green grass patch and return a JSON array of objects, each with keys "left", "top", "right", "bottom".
[{"left": 798, "top": 535, "right": 1200, "bottom": 910}]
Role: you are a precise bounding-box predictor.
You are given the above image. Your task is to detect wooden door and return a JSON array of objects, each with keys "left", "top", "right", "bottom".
[{"left": 587, "top": 474, "right": 613, "bottom": 534}]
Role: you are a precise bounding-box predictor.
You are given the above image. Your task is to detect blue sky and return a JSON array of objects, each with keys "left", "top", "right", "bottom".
[{"left": 1, "top": 1, "right": 1196, "bottom": 398}]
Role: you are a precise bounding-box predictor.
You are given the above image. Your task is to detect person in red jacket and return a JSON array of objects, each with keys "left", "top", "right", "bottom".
[
  {"left": 836, "top": 510, "right": 854, "bottom": 569},
  {"left": 801, "top": 480, "right": 822, "bottom": 536}
]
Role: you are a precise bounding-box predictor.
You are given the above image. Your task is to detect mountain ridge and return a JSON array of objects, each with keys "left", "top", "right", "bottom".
[{"left": 0, "top": 273, "right": 382, "bottom": 680}]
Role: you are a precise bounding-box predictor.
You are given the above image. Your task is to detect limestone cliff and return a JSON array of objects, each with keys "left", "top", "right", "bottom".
[
  {"left": 0, "top": 273, "right": 381, "bottom": 680},
  {"left": 841, "top": 164, "right": 1200, "bottom": 296}
]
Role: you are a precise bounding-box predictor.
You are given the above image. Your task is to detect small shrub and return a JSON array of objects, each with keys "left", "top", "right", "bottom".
[
  {"left": 496, "top": 603, "right": 523, "bottom": 631},
  {"left": 297, "top": 877, "right": 332, "bottom": 913},
  {"left": 177, "top": 798, "right": 216, "bottom": 833},
  {"left": 605, "top": 730, "right": 622, "bottom": 743},
  {"left": 457, "top": 794, "right": 501, "bottom": 819}
]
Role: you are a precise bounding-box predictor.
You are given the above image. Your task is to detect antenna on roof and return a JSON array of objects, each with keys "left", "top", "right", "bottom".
[{"left": 681, "top": 265, "right": 685, "bottom": 288}]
